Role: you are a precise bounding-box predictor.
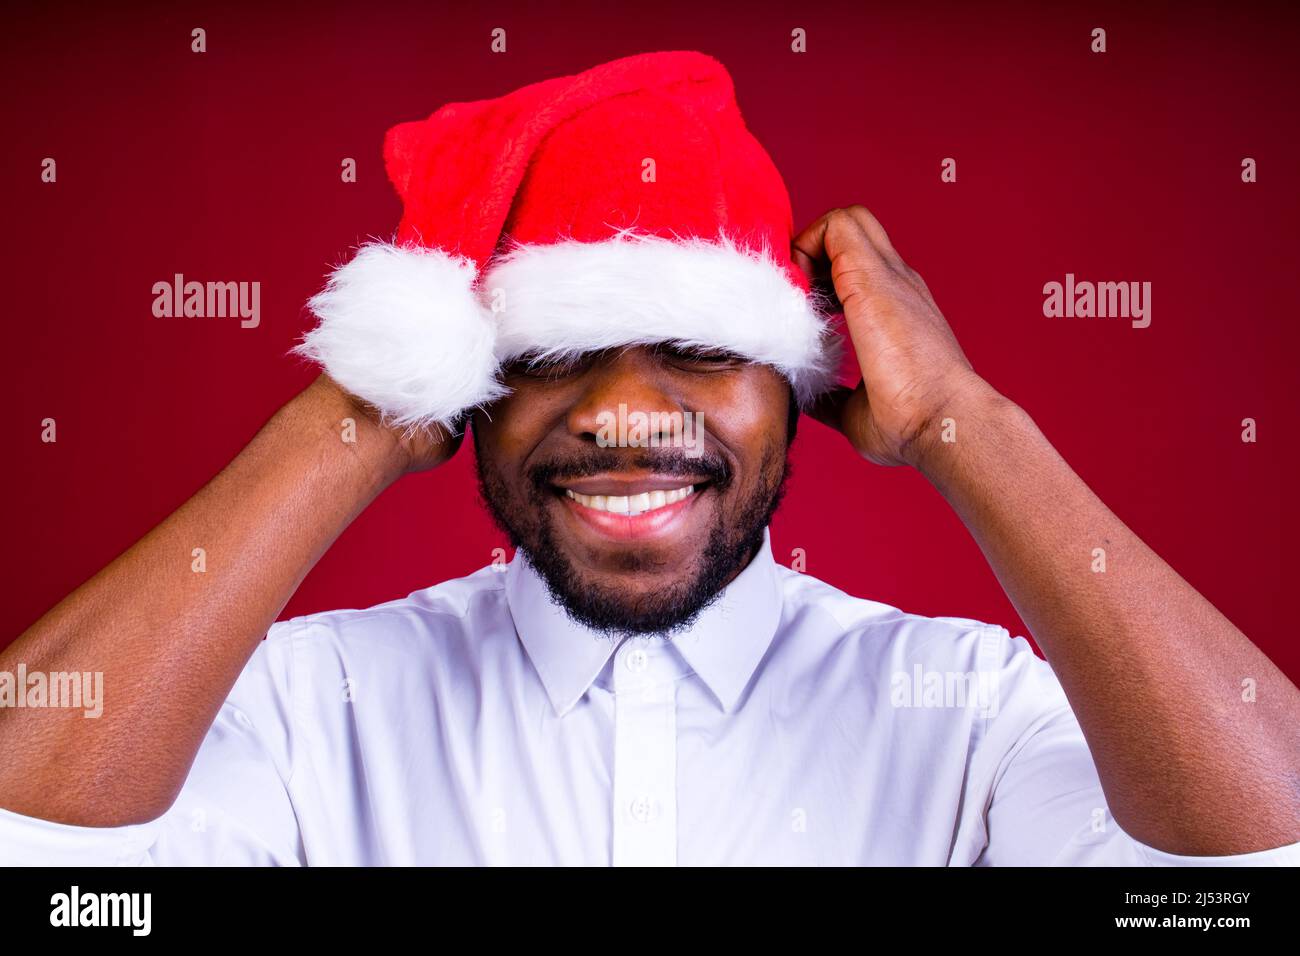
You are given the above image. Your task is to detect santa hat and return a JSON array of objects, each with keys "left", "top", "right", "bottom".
[{"left": 295, "top": 50, "right": 842, "bottom": 432}]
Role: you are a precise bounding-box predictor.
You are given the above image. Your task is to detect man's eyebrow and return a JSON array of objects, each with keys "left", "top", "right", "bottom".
[
  {"left": 506, "top": 343, "right": 745, "bottom": 370},
  {"left": 652, "top": 342, "right": 745, "bottom": 359}
]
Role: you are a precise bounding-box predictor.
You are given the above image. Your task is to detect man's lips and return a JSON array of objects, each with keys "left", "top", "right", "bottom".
[
  {"left": 553, "top": 473, "right": 713, "bottom": 496},
  {"left": 549, "top": 473, "right": 712, "bottom": 542}
]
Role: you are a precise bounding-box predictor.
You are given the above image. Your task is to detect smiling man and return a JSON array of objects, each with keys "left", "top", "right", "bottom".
[
  {"left": 476, "top": 340, "right": 795, "bottom": 638},
  {"left": 1, "top": 51, "right": 1297, "bottom": 867}
]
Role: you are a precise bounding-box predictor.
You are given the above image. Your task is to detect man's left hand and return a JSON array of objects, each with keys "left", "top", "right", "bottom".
[{"left": 792, "top": 205, "right": 993, "bottom": 468}]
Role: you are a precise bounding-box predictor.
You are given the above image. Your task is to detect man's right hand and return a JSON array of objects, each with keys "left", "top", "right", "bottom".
[{"left": 331, "top": 377, "right": 466, "bottom": 475}]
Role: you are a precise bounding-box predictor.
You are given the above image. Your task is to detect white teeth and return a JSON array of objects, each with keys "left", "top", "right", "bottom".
[{"left": 565, "top": 484, "right": 695, "bottom": 515}]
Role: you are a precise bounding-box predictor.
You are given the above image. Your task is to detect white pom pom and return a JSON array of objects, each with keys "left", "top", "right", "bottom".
[{"left": 295, "top": 243, "right": 509, "bottom": 433}]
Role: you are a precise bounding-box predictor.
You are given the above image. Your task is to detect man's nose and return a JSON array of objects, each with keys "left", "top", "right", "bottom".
[{"left": 565, "top": 347, "right": 684, "bottom": 443}]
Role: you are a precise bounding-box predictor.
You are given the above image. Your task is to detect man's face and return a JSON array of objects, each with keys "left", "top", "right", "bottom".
[{"left": 472, "top": 344, "right": 796, "bottom": 637}]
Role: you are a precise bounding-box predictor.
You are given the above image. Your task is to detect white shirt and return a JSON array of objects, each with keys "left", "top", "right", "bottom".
[{"left": 3, "top": 528, "right": 1297, "bottom": 866}]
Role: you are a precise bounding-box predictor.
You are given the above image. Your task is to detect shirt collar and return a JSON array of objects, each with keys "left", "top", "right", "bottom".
[{"left": 505, "top": 527, "right": 785, "bottom": 717}]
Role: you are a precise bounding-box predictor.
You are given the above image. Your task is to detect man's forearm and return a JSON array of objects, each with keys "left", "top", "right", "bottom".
[
  {"left": 913, "top": 382, "right": 1300, "bottom": 855},
  {"left": 0, "top": 377, "right": 405, "bottom": 827}
]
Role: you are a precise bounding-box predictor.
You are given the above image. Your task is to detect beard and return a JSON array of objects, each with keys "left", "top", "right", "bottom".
[{"left": 473, "top": 431, "right": 791, "bottom": 638}]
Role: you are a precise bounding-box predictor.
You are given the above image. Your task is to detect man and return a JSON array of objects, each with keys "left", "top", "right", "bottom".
[{"left": 0, "top": 51, "right": 1296, "bottom": 866}]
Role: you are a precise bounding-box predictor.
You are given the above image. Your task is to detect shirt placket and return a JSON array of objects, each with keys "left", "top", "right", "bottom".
[{"left": 611, "top": 637, "right": 681, "bottom": 866}]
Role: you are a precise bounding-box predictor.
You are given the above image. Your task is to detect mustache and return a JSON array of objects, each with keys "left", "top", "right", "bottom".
[{"left": 528, "top": 446, "right": 731, "bottom": 494}]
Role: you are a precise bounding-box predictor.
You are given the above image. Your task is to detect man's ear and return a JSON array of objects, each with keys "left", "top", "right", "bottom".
[{"left": 786, "top": 388, "right": 800, "bottom": 444}]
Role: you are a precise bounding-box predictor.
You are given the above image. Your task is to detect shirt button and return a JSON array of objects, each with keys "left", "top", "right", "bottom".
[
  {"left": 626, "top": 648, "right": 649, "bottom": 673},
  {"left": 628, "top": 795, "right": 659, "bottom": 824}
]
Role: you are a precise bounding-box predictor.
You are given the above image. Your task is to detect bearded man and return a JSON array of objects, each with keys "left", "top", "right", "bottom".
[{"left": 1, "top": 51, "right": 1296, "bottom": 866}]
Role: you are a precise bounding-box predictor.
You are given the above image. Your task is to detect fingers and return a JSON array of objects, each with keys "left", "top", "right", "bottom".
[
  {"left": 792, "top": 206, "right": 900, "bottom": 279},
  {"left": 794, "top": 206, "right": 943, "bottom": 317},
  {"left": 790, "top": 233, "right": 824, "bottom": 283},
  {"left": 846, "top": 206, "right": 899, "bottom": 261},
  {"left": 791, "top": 210, "right": 842, "bottom": 280}
]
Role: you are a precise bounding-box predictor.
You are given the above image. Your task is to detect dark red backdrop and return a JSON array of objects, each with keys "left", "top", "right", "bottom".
[{"left": 3, "top": 1, "right": 1296, "bottom": 680}]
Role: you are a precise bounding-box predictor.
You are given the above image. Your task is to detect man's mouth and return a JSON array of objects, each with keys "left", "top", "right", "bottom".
[
  {"left": 563, "top": 484, "right": 695, "bottom": 516},
  {"left": 549, "top": 475, "right": 713, "bottom": 542}
]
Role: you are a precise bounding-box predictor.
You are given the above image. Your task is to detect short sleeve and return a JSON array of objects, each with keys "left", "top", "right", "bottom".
[
  {"left": 970, "top": 634, "right": 1300, "bottom": 867},
  {"left": 0, "top": 622, "right": 306, "bottom": 866}
]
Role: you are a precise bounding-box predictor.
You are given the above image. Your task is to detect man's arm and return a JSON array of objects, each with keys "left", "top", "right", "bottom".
[
  {"left": 0, "top": 375, "right": 454, "bottom": 827},
  {"left": 795, "top": 206, "right": 1300, "bottom": 856}
]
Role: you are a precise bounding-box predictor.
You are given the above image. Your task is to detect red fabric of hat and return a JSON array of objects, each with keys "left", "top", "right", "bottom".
[{"left": 297, "top": 51, "right": 841, "bottom": 431}]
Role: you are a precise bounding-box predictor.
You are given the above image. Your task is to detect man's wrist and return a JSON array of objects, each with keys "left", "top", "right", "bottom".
[
  {"left": 291, "top": 376, "right": 412, "bottom": 488},
  {"left": 904, "top": 375, "right": 1026, "bottom": 482}
]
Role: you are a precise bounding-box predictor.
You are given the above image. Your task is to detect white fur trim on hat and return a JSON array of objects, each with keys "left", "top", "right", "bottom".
[
  {"left": 295, "top": 232, "right": 841, "bottom": 432},
  {"left": 294, "top": 243, "right": 508, "bottom": 433},
  {"left": 485, "top": 231, "right": 841, "bottom": 409}
]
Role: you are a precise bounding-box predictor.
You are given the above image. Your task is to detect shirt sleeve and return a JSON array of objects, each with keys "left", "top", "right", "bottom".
[
  {"left": 970, "top": 632, "right": 1300, "bottom": 867},
  {"left": 0, "top": 622, "right": 306, "bottom": 866}
]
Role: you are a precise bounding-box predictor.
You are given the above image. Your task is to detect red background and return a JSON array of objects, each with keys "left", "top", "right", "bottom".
[{"left": 3, "top": 1, "right": 1296, "bottom": 680}]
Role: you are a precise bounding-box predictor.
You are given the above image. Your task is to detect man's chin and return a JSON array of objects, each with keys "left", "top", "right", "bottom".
[
  {"left": 528, "top": 554, "right": 725, "bottom": 637},
  {"left": 509, "top": 514, "right": 764, "bottom": 636},
  {"left": 536, "top": 493, "right": 737, "bottom": 635},
  {"left": 474, "top": 435, "right": 791, "bottom": 637},
  {"left": 525, "top": 501, "right": 768, "bottom": 637}
]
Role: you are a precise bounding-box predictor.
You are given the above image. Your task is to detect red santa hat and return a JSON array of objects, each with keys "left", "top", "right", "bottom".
[{"left": 296, "top": 50, "right": 842, "bottom": 432}]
